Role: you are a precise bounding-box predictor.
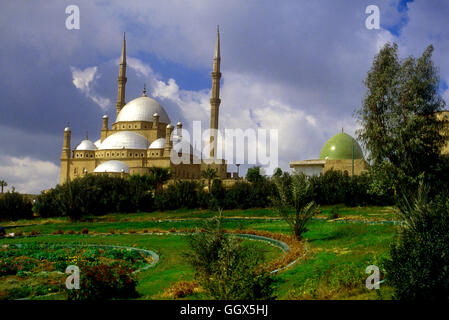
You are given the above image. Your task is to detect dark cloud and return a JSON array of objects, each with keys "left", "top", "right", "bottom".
[{"left": 0, "top": 0, "right": 447, "bottom": 192}]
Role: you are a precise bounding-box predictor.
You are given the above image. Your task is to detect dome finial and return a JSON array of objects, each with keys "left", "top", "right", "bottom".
[
  {"left": 142, "top": 83, "right": 147, "bottom": 97},
  {"left": 86, "top": 131, "right": 88, "bottom": 140}
]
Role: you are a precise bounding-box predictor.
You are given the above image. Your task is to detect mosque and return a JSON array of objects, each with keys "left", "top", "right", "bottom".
[
  {"left": 291, "top": 110, "right": 449, "bottom": 177},
  {"left": 60, "top": 29, "right": 227, "bottom": 184},
  {"left": 290, "top": 130, "right": 369, "bottom": 177}
]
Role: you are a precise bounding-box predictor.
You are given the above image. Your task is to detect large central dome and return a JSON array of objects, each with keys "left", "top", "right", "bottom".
[
  {"left": 99, "top": 131, "right": 149, "bottom": 150},
  {"left": 116, "top": 96, "right": 170, "bottom": 123}
]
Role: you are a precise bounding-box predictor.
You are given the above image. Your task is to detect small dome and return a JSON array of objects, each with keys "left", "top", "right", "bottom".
[
  {"left": 320, "top": 132, "right": 363, "bottom": 160},
  {"left": 94, "top": 139, "right": 101, "bottom": 148},
  {"left": 99, "top": 131, "right": 149, "bottom": 150},
  {"left": 153, "top": 113, "right": 159, "bottom": 117},
  {"left": 64, "top": 126, "right": 71, "bottom": 132},
  {"left": 166, "top": 124, "right": 173, "bottom": 129},
  {"left": 94, "top": 160, "right": 130, "bottom": 173},
  {"left": 102, "top": 114, "right": 108, "bottom": 119},
  {"left": 116, "top": 96, "right": 170, "bottom": 123},
  {"left": 75, "top": 139, "right": 97, "bottom": 151},
  {"left": 149, "top": 138, "right": 166, "bottom": 149}
]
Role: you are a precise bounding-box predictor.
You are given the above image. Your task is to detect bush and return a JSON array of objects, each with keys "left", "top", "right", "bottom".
[
  {"left": 308, "top": 169, "right": 395, "bottom": 207},
  {"left": 0, "top": 190, "right": 33, "bottom": 221},
  {"left": 156, "top": 180, "right": 200, "bottom": 210},
  {"left": 208, "top": 179, "right": 226, "bottom": 209},
  {"left": 186, "top": 213, "right": 275, "bottom": 300},
  {"left": 33, "top": 174, "right": 155, "bottom": 220},
  {"left": 329, "top": 207, "right": 340, "bottom": 219},
  {"left": 225, "top": 181, "right": 253, "bottom": 209},
  {"left": 67, "top": 261, "right": 139, "bottom": 300},
  {"left": 384, "top": 186, "right": 449, "bottom": 300},
  {"left": 163, "top": 281, "right": 198, "bottom": 299},
  {"left": 246, "top": 166, "right": 263, "bottom": 183}
]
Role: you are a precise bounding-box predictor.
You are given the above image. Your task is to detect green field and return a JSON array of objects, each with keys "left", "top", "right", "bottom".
[{"left": 0, "top": 206, "right": 399, "bottom": 300}]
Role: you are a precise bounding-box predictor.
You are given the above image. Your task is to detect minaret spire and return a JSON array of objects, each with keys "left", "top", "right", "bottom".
[
  {"left": 209, "top": 26, "right": 221, "bottom": 158},
  {"left": 115, "top": 32, "right": 127, "bottom": 118}
]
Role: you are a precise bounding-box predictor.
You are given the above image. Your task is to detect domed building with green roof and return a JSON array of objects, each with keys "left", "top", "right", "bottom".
[{"left": 290, "top": 130, "right": 369, "bottom": 177}]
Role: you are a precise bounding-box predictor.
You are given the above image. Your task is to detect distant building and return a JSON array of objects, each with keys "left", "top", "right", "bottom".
[
  {"left": 290, "top": 130, "right": 369, "bottom": 176},
  {"left": 60, "top": 29, "right": 227, "bottom": 184}
]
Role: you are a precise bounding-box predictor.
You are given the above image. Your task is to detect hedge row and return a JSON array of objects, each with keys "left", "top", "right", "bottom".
[
  {"left": 0, "top": 191, "right": 33, "bottom": 221},
  {"left": 4, "top": 169, "right": 395, "bottom": 221}
]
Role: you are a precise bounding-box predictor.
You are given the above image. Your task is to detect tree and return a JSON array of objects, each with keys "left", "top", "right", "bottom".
[
  {"left": 200, "top": 167, "right": 218, "bottom": 192},
  {"left": 0, "top": 180, "right": 7, "bottom": 194},
  {"left": 246, "top": 166, "right": 263, "bottom": 183},
  {"left": 384, "top": 184, "right": 449, "bottom": 300},
  {"left": 272, "top": 172, "right": 319, "bottom": 240},
  {"left": 356, "top": 43, "right": 446, "bottom": 197},
  {"left": 273, "top": 167, "right": 283, "bottom": 178},
  {"left": 149, "top": 167, "right": 172, "bottom": 194},
  {"left": 185, "top": 210, "right": 275, "bottom": 300}
]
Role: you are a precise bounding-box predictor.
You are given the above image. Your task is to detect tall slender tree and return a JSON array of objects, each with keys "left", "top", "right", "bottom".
[{"left": 356, "top": 43, "right": 446, "bottom": 196}]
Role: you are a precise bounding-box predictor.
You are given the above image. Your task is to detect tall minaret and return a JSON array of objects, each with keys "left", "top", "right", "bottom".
[
  {"left": 115, "top": 33, "right": 127, "bottom": 118},
  {"left": 60, "top": 124, "right": 72, "bottom": 184},
  {"left": 209, "top": 26, "right": 221, "bottom": 158}
]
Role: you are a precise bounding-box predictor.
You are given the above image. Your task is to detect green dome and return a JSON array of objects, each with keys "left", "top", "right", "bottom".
[{"left": 319, "top": 132, "right": 364, "bottom": 160}]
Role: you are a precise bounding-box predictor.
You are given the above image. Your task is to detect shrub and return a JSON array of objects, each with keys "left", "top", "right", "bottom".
[
  {"left": 67, "top": 261, "right": 139, "bottom": 300},
  {"left": 246, "top": 166, "right": 263, "bottom": 183},
  {"left": 186, "top": 212, "right": 275, "bottom": 300},
  {"left": 248, "top": 178, "right": 276, "bottom": 208},
  {"left": 208, "top": 179, "right": 226, "bottom": 209},
  {"left": 81, "top": 228, "right": 89, "bottom": 234},
  {"left": 309, "top": 170, "right": 348, "bottom": 205},
  {"left": 225, "top": 181, "right": 253, "bottom": 209},
  {"left": 0, "top": 190, "right": 33, "bottom": 221},
  {"left": 383, "top": 186, "right": 449, "bottom": 300},
  {"left": 33, "top": 174, "right": 158, "bottom": 220},
  {"left": 163, "top": 281, "right": 199, "bottom": 299},
  {"left": 156, "top": 180, "right": 200, "bottom": 210},
  {"left": 329, "top": 207, "right": 340, "bottom": 219}
]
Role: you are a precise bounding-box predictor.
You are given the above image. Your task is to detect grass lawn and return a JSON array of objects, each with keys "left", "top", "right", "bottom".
[{"left": 0, "top": 205, "right": 399, "bottom": 300}]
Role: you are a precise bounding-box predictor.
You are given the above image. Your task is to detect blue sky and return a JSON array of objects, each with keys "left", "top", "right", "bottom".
[{"left": 0, "top": 0, "right": 448, "bottom": 193}]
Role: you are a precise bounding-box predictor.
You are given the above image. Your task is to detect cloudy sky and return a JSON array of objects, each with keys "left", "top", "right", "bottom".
[{"left": 0, "top": 0, "right": 448, "bottom": 193}]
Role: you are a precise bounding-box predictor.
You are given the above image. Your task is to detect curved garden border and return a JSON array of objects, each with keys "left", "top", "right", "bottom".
[{"left": 2, "top": 243, "right": 159, "bottom": 273}]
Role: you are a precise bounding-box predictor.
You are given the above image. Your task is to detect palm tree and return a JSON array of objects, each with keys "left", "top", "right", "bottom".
[
  {"left": 0, "top": 180, "right": 7, "bottom": 194},
  {"left": 149, "top": 167, "right": 172, "bottom": 194},
  {"left": 271, "top": 172, "right": 319, "bottom": 240},
  {"left": 201, "top": 167, "right": 218, "bottom": 192}
]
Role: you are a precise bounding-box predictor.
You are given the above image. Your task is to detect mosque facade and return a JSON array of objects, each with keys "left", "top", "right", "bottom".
[
  {"left": 60, "top": 30, "right": 227, "bottom": 184},
  {"left": 290, "top": 131, "right": 369, "bottom": 177},
  {"left": 291, "top": 111, "right": 449, "bottom": 177}
]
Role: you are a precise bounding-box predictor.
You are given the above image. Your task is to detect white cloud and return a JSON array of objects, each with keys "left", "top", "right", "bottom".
[
  {"left": 126, "top": 57, "right": 154, "bottom": 77},
  {"left": 0, "top": 155, "right": 59, "bottom": 194},
  {"left": 134, "top": 59, "right": 347, "bottom": 173},
  {"left": 71, "top": 66, "right": 111, "bottom": 111}
]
